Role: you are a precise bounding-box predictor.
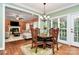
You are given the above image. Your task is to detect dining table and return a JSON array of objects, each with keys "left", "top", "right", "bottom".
[{"left": 37, "top": 33, "right": 52, "bottom": 48}]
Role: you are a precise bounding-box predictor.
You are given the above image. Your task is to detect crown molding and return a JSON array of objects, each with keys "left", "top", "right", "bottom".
[
  {"left": 13, "top": 3, "right": 43, "bottom": 15},
  {"left": 5, "top": 3, "right": 79, "bottom": 16},
  {"left": 5, "top": 3, "right": 41, "bottom": 16},
  {"left": 47, "top": 4, "right": 79, "bottom": 15}
]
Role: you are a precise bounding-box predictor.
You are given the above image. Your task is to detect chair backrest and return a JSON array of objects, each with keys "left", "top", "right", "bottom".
[
  {"left": 49, "top": 28, "right": 53, "bottom": 36},
  {"left": 30, "top": 25, "right": 38, "bottom": 41},
  {"left": 52, "top": 28, "right": 59, "bottom": 40},
  {"left": 49, "top": 28, "right": 59, "bottom": 41},
  {"left": 36, "top": 28, "right": 40, "bottom": 35}
]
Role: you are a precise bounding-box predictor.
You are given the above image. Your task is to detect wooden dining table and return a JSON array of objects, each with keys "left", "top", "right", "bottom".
[{"left": 37, "top": 33, "right": 52, "bottom": 48}]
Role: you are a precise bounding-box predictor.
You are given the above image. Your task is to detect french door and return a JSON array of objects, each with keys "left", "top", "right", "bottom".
[
  {"left": 52, "top": 14, "right": 79, "bottom": 47},
  {"left": 70, "top": 13, "right": 79, "bottom": 47},
  {"left": 52, "top": 16, "right": 68, "bottom": 44}
]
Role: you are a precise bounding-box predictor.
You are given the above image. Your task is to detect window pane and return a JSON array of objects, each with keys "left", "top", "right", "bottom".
[
  {"left": 52, "top": 18, "right": 58, "bottom": 28},
  {"left": 47, "top": 20, "right": 51, "bottom": 29},
  {"left": 74, "top": 17, "right": 79, "bottom": 42},
  {"left": 60, "top": 16, "right": 67, "bottom": 41}
]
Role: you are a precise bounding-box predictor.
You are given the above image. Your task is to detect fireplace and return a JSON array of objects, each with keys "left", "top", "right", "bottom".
[{"left": 9, "top": 26, "right": 20, "bottom": 36}]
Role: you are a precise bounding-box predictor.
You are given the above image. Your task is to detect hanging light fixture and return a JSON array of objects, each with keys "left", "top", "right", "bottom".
[
  {"left": 42, "top": 3, "right": 50, "bottom": 22},
  {"left": 16, "top": 15, "right": 19, "bottom": 20},
  {"left": 16, "top": 15, "right": 24, "bottom": 21}
]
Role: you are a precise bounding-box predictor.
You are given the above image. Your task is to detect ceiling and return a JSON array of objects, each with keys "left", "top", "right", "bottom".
[
  {"left": 5, "top": 3, "right": 78, "bottom": 20},
  {"left": 14, "top": 3, "right": 77, "bottom": 14},
  {"left": 5, "top": 7, "right": 38, "bottom": 21}
]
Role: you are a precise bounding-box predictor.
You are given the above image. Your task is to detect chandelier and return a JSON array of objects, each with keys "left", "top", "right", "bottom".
[
  {"left": 42, "top": 3, "right": 50, "bottom": 22},
  {"left": 16, "top": 15, "right": 24, "bottom": 21}
]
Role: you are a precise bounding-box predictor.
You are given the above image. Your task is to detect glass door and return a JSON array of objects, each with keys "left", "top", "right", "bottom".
[
  {"left": 51, "top": 14, "right": 79, "bottom": 47},
  {"left": 52, "top": 16, "right": 68, "bottom": 43},
  {"left": 71, "top": 14, "right": 79, "bottom": 47}
]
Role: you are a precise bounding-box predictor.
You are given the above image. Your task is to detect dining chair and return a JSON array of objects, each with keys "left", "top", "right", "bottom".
[
  {"left": 36, "top": 28, "right": 40, "bottom": 35},
  {"left": 51, "top": 28, "right": 59, "bottom": 54},
  {"left": 30, "top": 25, "right": 37, "bottom": 49},
  {"left": 45, "top": 28, "right": 55, "bottom": 54},
  {"left": 30, "top": 26, "right": 44, "bottom": 53}
]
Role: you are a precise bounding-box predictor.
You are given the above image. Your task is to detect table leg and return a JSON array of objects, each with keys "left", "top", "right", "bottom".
[{"left": 43, "top": 42, "right": 46, "bottom": 49}]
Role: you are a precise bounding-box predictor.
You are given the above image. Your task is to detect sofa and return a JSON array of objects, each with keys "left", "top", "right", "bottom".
[{"left": 22, "top": 30, "right": 32, "bottom": 39}]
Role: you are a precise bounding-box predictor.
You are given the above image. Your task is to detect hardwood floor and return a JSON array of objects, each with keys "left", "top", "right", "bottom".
[
  {"left": 0, "top": 39, "right": 79, "bottom": 55},
  {"left": 0, "top": 39, "right": 32, "bottom": 55},
  {"left": 55, "top": 44, "right": 79, "bottom": 55}
]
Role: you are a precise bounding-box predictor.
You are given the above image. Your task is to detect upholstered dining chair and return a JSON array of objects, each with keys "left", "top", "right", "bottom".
[
  {"left": 45, "top": 28, "right": 55, "bottom": 54},
  {"left": 50, "top": 28, "right": 59, "bottom": 54},
  {"left": 36, "top": 28, "right": 40, "bottom": 35},
  {"left": 30, "top": 28, "right": 37, "bottom": 49},
  {"left": 30, "top": 25, "right": 44, "bottom": 53},
  {"left": 30, "top": 25, "right": 37, "bottom": 49}
]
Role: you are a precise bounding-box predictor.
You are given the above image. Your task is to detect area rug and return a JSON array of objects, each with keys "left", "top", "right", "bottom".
[{"left": 21, "top": 44, "right": 62, "bottom": 55}]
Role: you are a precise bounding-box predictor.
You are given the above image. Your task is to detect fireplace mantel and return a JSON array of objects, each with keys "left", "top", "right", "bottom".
[{"left": 9, "top": 26, "right": 20, "bottom": 33}]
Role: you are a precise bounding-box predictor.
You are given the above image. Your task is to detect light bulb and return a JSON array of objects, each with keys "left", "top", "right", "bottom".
[
  {"left": 47, "top": 16, "right": 50, "bottom": 19},
  {"left": 44, "top": 15, "right": 46, "bottom": 18},
  {"left": 40, "top": 16, "right": 43, "bottom": 19}
]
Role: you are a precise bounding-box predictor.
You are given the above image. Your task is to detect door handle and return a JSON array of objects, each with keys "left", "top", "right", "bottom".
[
  {"left": 71, "top": 28, "right": 74, "bottom": 33},
  {"left": 71, "top": 31, "right": 74, "bottom": 33}
]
